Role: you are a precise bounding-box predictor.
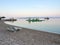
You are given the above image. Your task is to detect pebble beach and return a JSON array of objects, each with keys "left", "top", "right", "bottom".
[{"left": 0, "top": 21, "right": 60, "bottom": 45}]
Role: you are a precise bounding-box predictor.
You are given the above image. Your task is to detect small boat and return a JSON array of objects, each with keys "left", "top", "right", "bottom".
[{"left": 44, "top": 17, "right": 49, "bottom": 20}]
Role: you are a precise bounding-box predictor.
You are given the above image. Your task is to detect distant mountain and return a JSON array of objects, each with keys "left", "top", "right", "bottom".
[{"left": 16, "top": 17, "right": 60, "bottom": 19}]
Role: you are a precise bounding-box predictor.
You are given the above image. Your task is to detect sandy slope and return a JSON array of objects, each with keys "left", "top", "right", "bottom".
[{"left": 0, "top": 21, "right": 60, "bottom": 45}]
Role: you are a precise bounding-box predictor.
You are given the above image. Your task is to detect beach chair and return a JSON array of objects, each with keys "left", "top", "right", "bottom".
[
  {"left": 7, "top": 26, "right": 22, "bottom": 32},
  {"left": 13, "top": 27, "right": 22, "bottom": 31}
]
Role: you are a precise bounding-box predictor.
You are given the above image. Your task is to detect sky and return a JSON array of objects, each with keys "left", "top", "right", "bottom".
[{"left": 0, "top": 0, "right": 60, "bottom": 17}]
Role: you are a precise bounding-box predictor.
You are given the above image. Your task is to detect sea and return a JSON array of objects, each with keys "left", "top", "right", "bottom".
[{"left": 5, "top": 17, "right": 60, "bottom": 34}]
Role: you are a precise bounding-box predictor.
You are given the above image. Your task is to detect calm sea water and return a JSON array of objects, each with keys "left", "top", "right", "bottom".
[{"left": 5, "top": 18, "right": 60, "bottom": 34}]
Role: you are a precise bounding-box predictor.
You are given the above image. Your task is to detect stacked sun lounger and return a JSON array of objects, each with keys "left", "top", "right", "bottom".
[{"left": 7, "top": 26, "right": 22, "bottom": 32}]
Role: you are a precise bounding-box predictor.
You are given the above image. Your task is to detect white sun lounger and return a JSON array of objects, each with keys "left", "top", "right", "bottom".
[{"left": 7, "top": 26, "right": 22, "bottom": 32}]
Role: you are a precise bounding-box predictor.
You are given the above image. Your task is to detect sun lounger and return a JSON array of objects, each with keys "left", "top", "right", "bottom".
[{"left": 7, "top": 26, "right": 22, "bottom": 32}]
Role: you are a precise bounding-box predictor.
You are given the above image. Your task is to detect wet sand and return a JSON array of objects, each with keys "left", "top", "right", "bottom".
[{"left": 0, "top": 21, "right": 60, "bottom": 45}]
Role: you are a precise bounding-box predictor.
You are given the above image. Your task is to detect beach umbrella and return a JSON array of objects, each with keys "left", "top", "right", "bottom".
[
  {"left": 0, "top": 16, "right": 6, "bottom": 20},
  {"left": 1, "top": 16, "right": 6, "bottom": 18}
]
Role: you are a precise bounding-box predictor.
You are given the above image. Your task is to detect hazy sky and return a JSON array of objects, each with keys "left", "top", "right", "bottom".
[{"left": 0, "top": 0, "right": 60, "bottom": 17}]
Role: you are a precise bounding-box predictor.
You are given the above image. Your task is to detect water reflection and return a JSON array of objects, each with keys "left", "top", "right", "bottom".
[
  {"left": 26, "top": 18, "right": 45, "bottom": 23},
  {"left": 27, "top": 20, "right": 45, "bottom": 23}
]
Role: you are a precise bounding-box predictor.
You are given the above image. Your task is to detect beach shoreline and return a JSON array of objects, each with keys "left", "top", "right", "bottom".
[{"left": 0, "top": 21, "right": 60, "bottom": 45}]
